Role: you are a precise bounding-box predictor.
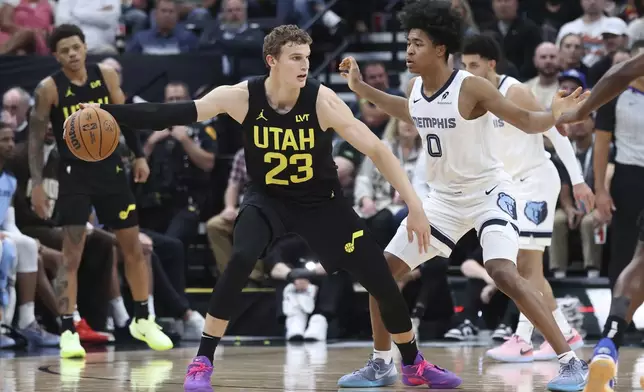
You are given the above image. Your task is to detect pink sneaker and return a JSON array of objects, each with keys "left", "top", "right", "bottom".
[
  {"left": 486, "top": 335, "right": 534, "bottom": 363},
  {"left": 533, "top": 329, "right": 584, "bottom": 361}
]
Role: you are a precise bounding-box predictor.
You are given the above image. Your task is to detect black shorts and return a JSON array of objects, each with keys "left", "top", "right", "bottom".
[
  {"left": 57, "top": 157, "right": 137, "bottom": 230},
  {"left": 639, "top": 210, "right": 644, "bottom": 242},
  {"left": 238, "top": 186, "right": 383, "bottom": 274}
]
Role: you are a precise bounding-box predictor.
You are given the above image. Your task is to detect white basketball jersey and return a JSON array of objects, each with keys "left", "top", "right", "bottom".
[
  {"left": 409, "top": 70, "right": 506, "bottom": 193},
  {"left": 491, "top": 75, "right": 550, "bottom": 177}
]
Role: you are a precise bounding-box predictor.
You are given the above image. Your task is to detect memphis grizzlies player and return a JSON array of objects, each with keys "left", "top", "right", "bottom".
[
  {"left": 338, "top": 1, "right": 590, "bottom": 390},
  {"left": 461, "top": 34, "right": 595, "bottom": 363}
]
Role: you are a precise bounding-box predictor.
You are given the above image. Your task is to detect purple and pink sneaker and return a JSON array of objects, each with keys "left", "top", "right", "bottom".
[
  {"left": 401, "top": 352, "right": 462, "bottom": 389},
  {"left": 184, "top": 356, "right": 214, "bottom": 392}
]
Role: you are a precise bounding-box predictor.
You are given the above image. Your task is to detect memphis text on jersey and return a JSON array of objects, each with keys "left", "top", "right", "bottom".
[
  {"left": 412, "top": 116, "right": 456, "bottom": 129},
  {"left": 253, "top": 123, "right": 315, "bottom": 186}
]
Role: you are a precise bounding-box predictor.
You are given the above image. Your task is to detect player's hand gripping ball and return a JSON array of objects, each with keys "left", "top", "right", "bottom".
[{"left": 64, "top": 106, "right": 120, "bottom": 162}]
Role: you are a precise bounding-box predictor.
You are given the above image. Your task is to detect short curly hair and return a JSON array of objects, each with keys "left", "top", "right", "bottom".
[
  {"left": 263, "top": 24, "right": 313, "bottom": 65},
  {"left": 398, "top": 0, "right": 464, "bottom": 58}
]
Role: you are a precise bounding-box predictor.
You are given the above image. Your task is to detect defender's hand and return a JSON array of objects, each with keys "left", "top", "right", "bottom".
[
  {"left": 551, "top": 88, "right": 590, "bottom": 122},
  {"left": 78, "top": 102, "right": 100, "bottom": 110},
  {"left": 573, "top": 182, "right": 595, "bottom": 213},
  {"left": 31, "top": 184, "right": 49, "bottom": 219},
  {"left": 339, "top": 56, "right": 363, "bottom": 92},
  {"left": 406, "top": 205, "right": 431, "bottom": 254},
  {"left": 133, "top": 157, "right": 150, "bottom": 183}
]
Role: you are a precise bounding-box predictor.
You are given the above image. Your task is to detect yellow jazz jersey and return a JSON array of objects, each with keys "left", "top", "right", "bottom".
[{"left": 241, "top": 76, "right": 340, "bottom": 204}]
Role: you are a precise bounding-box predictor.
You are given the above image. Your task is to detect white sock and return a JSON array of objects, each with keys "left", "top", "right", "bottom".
[
  {"left": 557, "top": 350, "right": 578, "bottom": 365},
  {"left": 109, "top": 296, "right": 130, "bottom": 328},
  {"left": 73, "top": 306, "right": 81, "bottom": 323},
  {"left": 373, "top": 349, "right": 392, "bottom": 364},
  {"left": 553, "top": 308, "right": 573, "bottom": 336},
  {"left": 17, "top": 302, "right": 36, "bottom": 329},
  {"left": 148, "top": 295, "right": 155, "bottom": 317},
  {"left": 321, "top": 10, "right": 341, "bottom": 28},
  {"left": 515, "top": 313, "right": 534, "bottom": 344}
]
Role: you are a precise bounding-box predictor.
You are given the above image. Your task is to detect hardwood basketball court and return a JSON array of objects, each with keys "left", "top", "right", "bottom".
[{"left": 2, "top": 340, "right": 644, "bottom": 391}]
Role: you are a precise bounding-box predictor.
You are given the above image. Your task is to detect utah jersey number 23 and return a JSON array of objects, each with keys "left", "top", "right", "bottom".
[{"left": 265, "top": 152, "right": 313, "bottom": 185}]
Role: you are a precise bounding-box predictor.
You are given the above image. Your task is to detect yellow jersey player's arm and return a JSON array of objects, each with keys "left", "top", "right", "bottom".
[
  {"left": 317, "top": 86, "right": 422, "bottom": 213},
  {"left": 28, "top": 77, "right": 56, "bottom": 186},
  {"left": 97, "top": 82, "right": 249, "bottom": 130},
  {"left": 100, "top": 64, "right": 145, "bottom": 158},
  {"left": 464, "top": 75, "right": 556, "bottom": 134}
]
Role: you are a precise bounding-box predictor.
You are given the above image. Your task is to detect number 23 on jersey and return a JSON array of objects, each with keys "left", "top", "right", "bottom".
[{"left": 265, "top": 152, "right": 313, "bottom": 185}]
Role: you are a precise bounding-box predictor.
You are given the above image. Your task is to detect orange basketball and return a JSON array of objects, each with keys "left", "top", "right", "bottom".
[{"left": 64, "top": 107, "right": 120, "bottom": 162}]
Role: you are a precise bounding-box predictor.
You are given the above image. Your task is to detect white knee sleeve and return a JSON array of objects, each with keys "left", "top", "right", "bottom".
[
  {"left": 10, "top": 234, "right": 39, "bottom": 274},
  {"left": 481, "top": 223, "right": 519, "bottom": 264}
]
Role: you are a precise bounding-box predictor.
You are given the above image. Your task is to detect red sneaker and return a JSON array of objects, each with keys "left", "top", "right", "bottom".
[{"left": 75, "top": 319, "right": 114, "bottom": 344}]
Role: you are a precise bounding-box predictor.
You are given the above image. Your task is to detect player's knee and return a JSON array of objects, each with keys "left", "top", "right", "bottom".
[
  {"left": 384, "top": 252, "right": 411, "bottom": 279},
  {"left": 516, "top": 249, "right": 543, "bottom": 279},
  {"left": 480, "top": 222, "right": 518, "bottom": 264}
]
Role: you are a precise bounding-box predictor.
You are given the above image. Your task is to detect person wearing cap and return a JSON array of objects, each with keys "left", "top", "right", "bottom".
[
  {"left": 556, "top": 0, "right": 610, "bottom": 67},
  {"left": 588, "top": 16, "right": 629, "bottom": 86},
  {"left": 558, "top": 69, "right": 587, "bottom": 96}
]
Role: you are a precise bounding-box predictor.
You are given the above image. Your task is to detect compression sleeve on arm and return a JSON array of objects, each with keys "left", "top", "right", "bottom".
[
  {"left": 545, "top": 127, "right": 584, "bottom": 185},
  {"left": 120, "top": 124, "right": 144, "bottom": 158},
  {"left": 101, "top": 101, "right": 198, "bottom": 131}
]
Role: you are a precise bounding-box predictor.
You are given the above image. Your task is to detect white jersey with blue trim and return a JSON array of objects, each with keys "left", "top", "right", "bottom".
[
  {"left": 490, "top": 75, "right": 551, "bottom": 178},
  {"left": 408, "top": 69, "right": 508, "bottom": 193}
]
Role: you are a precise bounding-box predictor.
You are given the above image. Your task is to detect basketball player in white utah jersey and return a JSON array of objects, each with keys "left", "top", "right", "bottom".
[
  {"left": 338, "top": 1, "right": 590, "bottom": 391},
  {"left": 461, "top": 34, "right": 595, "bottom": 364}
]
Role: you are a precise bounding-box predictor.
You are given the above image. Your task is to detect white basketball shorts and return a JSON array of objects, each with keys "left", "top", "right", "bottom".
[
  {"left": 512, "top": 161, "right": 561, "bottom": 251},
  {"left": 385, "top": 180, "right": 520, "bottom": 270}
]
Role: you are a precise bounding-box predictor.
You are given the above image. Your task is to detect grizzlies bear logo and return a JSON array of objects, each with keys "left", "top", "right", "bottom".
[
  {"left": 525, "top": 201, "right": 548, "bottom": 225},
  {"left": 497, "top": 192, "right": 517, "bottom": 220}
]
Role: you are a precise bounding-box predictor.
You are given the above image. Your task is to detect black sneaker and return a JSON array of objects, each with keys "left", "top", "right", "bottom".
[{"left": 444, "top": 320, "right": 479, "bottom": 341}]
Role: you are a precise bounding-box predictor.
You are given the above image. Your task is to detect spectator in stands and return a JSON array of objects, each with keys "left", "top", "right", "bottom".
[
  {"left": 198, "top": 0, "right": 265, "bottom": 81},
  {"left": 525, "top": 42, "right": 560, "bottom": 109},
  {"left": 451, "top": 0, "right": 479, "bottom": 37},
  {"left": 0, "top": 123, "right": 59, "bottom": 346},
  {"left": 2, "top": 87, "right": 30, "bottom": 144},
  {"left": 523, "top": 0, "right": 584, "bottom": 42},
  {"left": 354, "top": 118, "right": 421, "bottom": 248},
  {"left": 55, "top": 0, "right": 121, "bottom": 54},
  {"left": 557, "top": 0, "right": 612, "bottom": 67},
  {"left": 0, "top": 0, "right": 53, "bottom": 55},
  {"left": 264, "top": 234, "right": 353, "bottom": 342},
  {"left": 558, "top": 69, "right": 587, "bottom": 96},
  {"left": 0, "top": 221, "right": 16, "bottom": 348},
  {"left": 612, "top": 46, "right": 631, "bottom": 64},
  {"left": 627, "top": 0, "right": 644, "bottom": 45},
  {"left": 444, "top": 246, "right": 509, "bottom": 341},
  {"left": 121, "top": 0, "right": 150, "bottom": 35},
  {"left": 276, "top": 0, "right": 344, "bottom": 35},
  {"left": 559, "top": 33, "right": 588, "bottom": 77},
  {"left": 126, "top": 0, "right": 198, "bottom": 54},
  {"left": 138, "top": 81, "right": 216, "bottom": 248},
  {"left": 205, "top": 148, "right": 264, "bottom": 284},
  {"left": 8, "top": 123, "right": 114, "bottom": 342},
  {"left": 481, "top": 0, "right": 542, "bottom": 81},
  {"left": 593, "top": 40, "right": 644, "bottom": 289},
  {"left": 588, "top": 17, "right": 629, "bottom": 86},
  {"left": 550, "top": 114, "right": 604, "bottom": 278}
]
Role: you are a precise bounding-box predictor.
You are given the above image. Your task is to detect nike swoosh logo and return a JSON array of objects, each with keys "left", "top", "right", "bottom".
[
  {"left": 413, "top": 98, "right": 422, "bottom": 103},
  {"left": 485, "top": 185, "right": 498, "bottom": 195},
  {"left": 520, "top": 348, "right": 533, "bottom": 355},
  {"left": 519, "top": 177, "right": 528, "bottom": 182}
]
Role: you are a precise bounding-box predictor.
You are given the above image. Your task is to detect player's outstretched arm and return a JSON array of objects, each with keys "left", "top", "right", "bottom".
[
  {"left": 95, "top": 83, "right": 247, "bottom": 130},
  {"left": 559, "top": 52, "right": 644, "bottom": 125},
  {"left": 466, "top": 76, "right": 586, "bottom": 134},
  {"left": 317, "top": 87, "right": 430, "bottom": 253},
  {"left": 339, "top": 57, "right": 413, "bottom": 123}
]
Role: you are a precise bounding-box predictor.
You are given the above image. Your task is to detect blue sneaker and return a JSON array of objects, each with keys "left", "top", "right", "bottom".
[
  {"left": 19, "top": 321, "right": 60, "bottom": 347},
  {"left": 338, "top": 356, "right": 398, "bottom": 387},
  {"left": 547, "top": 357, "right": 589, "bottom": 391},
  {"left": 584, "top": 338, "right": 618, "bottom": 392}
]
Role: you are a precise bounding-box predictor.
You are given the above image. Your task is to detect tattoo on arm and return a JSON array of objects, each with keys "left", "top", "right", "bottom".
[
  {"left": 28, "top": 80, "right": 50, "bottom": 186},
  {"left": 54, "top": 264, "right": 69, "bottom": 314}
]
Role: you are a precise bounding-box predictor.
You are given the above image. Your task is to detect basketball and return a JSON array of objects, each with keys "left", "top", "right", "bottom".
[{"left": 64, "top": 107, "right": 120, "bottom": 162}]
